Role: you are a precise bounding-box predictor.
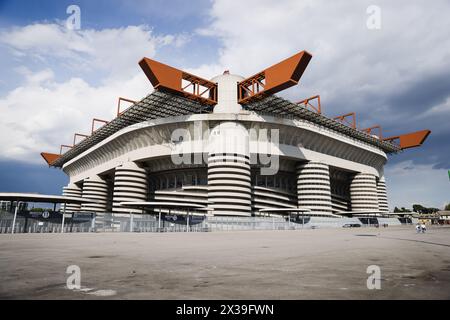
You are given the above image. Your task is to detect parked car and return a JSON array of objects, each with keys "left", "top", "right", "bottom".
[{"left": 342, "top": 223, "right": 362, "bottom": 228}]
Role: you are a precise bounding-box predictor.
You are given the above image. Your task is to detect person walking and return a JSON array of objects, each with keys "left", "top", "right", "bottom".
[
  {"left": 421, "top": 223, "right": 427, "bottom": 233},
  {"left": 415, "top": 223, "right": 421, "bottom": 233}
]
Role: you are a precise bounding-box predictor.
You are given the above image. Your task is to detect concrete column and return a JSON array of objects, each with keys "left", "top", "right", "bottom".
[
  {"left": 62, "top": 183, "right": 82, "bottom": 212},
  {"left": 208, "top": 122, "right": 251, "bottom": 216},
  {"left": 297, "top": 162, "right": 332, "bottom": 213},
  {"left": 377, "top": 176, "right": 389, "bottom": 212},
  {"left": 350, "top": 173, "right": 379, "bottom": 211},
  {"left": 112, "top": 162, "right": 148, "bottom": 214},
  {"left": 81, "top": 175, "right": 108, "bottom": 212}
]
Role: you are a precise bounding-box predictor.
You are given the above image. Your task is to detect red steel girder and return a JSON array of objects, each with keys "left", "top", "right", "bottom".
[
  {"left": 334, "top": 112, "right": 356, "bottom": 129},
  {"left": 40, "top": 152, "right": 61, "bottom": 166},
  {"left": 73, "top": 133, "right": 90, "bottom": 146},
  {"left": 383, "top": 129, "right": 431, "bottom": 150},
  {"left": 91, "top": 118, "right": 109, "bottom": 134},
  {"left": 297, "top": 95, "right": 321, "bottom": 114},
  {"left": 238, "top": 50, "right": 312, "bottom": 104},
  {"left": 139, "top": 57, "right": 217, "bottom": 105},
  {"left": 60, "top": 144, "right": 73, "bottom": 155},
  {"left": 117, "top": 97, "right": 136, "bottom": 116},
  {"left": 362, "top": 125, "right": 382, "bottom": 139}
]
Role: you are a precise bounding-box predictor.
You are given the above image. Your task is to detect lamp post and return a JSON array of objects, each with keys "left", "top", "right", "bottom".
[
  {"left": 11, "top": 200, "right": 20, "bottom": 234},
  {"left": 61, "top": 203, "right": 66, "bottom": 233}
]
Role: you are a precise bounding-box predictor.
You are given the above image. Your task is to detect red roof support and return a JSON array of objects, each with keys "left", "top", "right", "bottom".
[
  {"left": 362, "top": 125, "right": 382, "bottom": 139},
  {"left": 91, "top": 118, "right": 109, "bottom": 134},
  {"left": 40, "top": 152, "right": 61, "bottom": 166},
  {"left": 238, "top": 50, "right": 312, "bottom": 104},
  {"left": 334, "top": 112, "right": 356, "bottom": 129},
  {"left": 383, "top": 130, "right": 431, "bottom": 150},
  {"left": 139, "top": 57, "right": 217, "bottom": 105},
  {"left": 59, "top": 144, "right": 73, "bottom": 155},
  {"left": 73, "top": 133, "right": 90, "bottom": 146},
  {"left": 297, "top": 95, "right": 321, "bottom": 114},
  {"left": 117, "top": 97, "right": 136, "bottom": 116}
]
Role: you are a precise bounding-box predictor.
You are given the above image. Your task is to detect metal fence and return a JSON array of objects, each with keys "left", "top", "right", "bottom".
[{"left": 0, "top": 209, "right": 412, "bottom": 234}]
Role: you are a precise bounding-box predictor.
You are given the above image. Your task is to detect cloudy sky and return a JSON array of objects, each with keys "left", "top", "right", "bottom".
[{"left": 0, "top": 0, "right": 449, "bottom": 209}]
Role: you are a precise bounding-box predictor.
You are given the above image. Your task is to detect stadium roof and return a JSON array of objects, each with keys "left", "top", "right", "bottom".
[
  {"left": 48, "top": 90, "right": 210, "bottom": 168},
  {"left": 41, "top": 51, "right": 431, "bottom": 168},
  {"left": 45, "top": 89, "right": 401, "bottom": 168},
  {"left": 244, "top": 95, "right": 401, "bottom": 153}
]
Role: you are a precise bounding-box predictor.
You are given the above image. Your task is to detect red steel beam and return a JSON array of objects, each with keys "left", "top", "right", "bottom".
[
  {"left": 91, "top": 118, "right": 109, "bottom": 134},
  {"left": 40, "top": 152, "right": 61, "bottom": 166},
  {"left": 73, "top": 133, "right": 90, "bottom": 146},
  {"left": 383, "top": 129, "right": 431, "bottom": 150},
  {"left": 139, "top": 57, "right": 217, "bottom": 105},
  {"left": 362, "top": 125, "right": 382, "bottom": 139},
  {"left": 60, "top": 144, "right": 73, "bottom": 155},
  {"left": 297, "top": 95, "right": 321, "bottom": 114},
  {"left": 334, "top": 112, "right": 356, "bottom": 129},
  {"left": 117, "top": 97, "right": 136, "bottom": 116},
  {"left": 238, "top": 50, "right": 313, "bottom": 104}
]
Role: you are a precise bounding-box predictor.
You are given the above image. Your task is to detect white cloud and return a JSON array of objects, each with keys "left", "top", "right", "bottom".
[
  {"left": 0, "top": 23, "right": 186, "bottom": 81},
  {"left": 14, "top": 67, "right": 55, "bottom": 85},
  {"left": 194, "top": 0, "right": 450, "bottom": 112},
  {"left": 0, "top": 71, "right": 150, "bottom": 162},
  {"left": 0, "top": 23, "right": 187, "bottom": 163}
]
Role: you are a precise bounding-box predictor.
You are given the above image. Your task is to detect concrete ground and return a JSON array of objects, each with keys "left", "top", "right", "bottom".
[{"left": 0, "top": 226, "right": 449, "bottom": 299}]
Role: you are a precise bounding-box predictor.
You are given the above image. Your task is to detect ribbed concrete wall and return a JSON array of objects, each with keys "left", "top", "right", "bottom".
[
  {"left": 208, "top": 122, "right": 251, "bottom": 216},
  {"left": 331, "top": 194, "right": 350, "bottom": 212},
  {"left": 112, "top": 162, "right": 147, "bottom": 214},
  {"left": 150, "top": 186, "right": 208, "bottom": 214},
  {"left": 62, "top": 183, "right": 82, "bottom": 212},
  {"left": 350, "top": 173, "right": 379, "bottom": 211},
  {"left": 208, "top": 153, "right": 252, "bottom": 216},
  {"left": 377, "top": 177, "right": 389, "bottom": 212},
  {"left": 297, "top": 162, "right": 333, "bottom": 213},
  {"left": 252, "top": 186, "right": 297, "bottom": 213},
  {"left": 81, "top": 175, "right": 108, "bottom": 212}
]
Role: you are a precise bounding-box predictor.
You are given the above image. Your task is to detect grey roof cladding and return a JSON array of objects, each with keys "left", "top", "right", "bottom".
[
  {"left": 51, "top": 90, "right": 211, "bottom": 167},
  {"left": 52, "top": 90, "right": 399, "bottom": 168},
  {"left": 243, "top": 95, "right": 400, "bottom": 153}
]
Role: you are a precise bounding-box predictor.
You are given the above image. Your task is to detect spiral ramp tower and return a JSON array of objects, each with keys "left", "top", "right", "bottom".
[
  {"left": 62, "top": 183, "right": 82, "bottom": 212},
  {"left": 208, "top": 122, "right": 252, "bottom": 216},
  {"left": 296, "top": 162, "right": 333, "bottom": 213},
  {"left": 80, "top": 175, "right": 109, "bottom": 212},
  {"left": 112, "top": 162, "right": 148, "bottom": 214},
  {"left": 350, "top": 173, "right": 379, "bottom": 211},
  {"left": 377, "top": 177, "right": 389, "bottom": 212}
]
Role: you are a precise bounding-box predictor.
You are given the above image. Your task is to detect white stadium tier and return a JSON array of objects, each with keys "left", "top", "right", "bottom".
[{"left": 41, "top": 51, "right": 430, "bottom": 217}]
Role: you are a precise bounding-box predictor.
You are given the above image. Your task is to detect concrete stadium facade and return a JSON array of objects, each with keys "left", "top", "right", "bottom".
[{"left": 60, "top": 72, "right": 391, "bottom": 217}]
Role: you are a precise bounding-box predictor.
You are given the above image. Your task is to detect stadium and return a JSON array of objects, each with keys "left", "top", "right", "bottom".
[{"left": 37, "top": 50, "right": 430, "bottom": 229}]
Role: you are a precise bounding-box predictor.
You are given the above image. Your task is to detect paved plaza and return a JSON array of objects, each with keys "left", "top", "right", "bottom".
[{"left": 0, "top": 226, "right": 449, "bottom": 299}]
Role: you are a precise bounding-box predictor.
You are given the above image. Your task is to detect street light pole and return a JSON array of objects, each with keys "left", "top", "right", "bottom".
[
  {"left": 129, "top": 211, "right": 133, "bottom": 232},
  {"left": 158, "top": 207, "right": 161, "bottom": 232},
  {"left": 186, "top": 209, "right": 190, "bottom": 232},
  {"left": 61, "top": 203, "right": 66, "bottom": 233},
  {"left": 11, "top": 200, "right": 20, "bottom": 234}
]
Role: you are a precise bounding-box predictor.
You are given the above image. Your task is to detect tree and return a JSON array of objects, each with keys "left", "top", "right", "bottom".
[
  {"left": 445, "top": 203, "right": 450, "bottom": 211},
  {"left": 413, "top": 204, "right": 425, "bottom": 213},
  {"left": 412, "top": 204, "right": 440, "bottom": 215}
]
